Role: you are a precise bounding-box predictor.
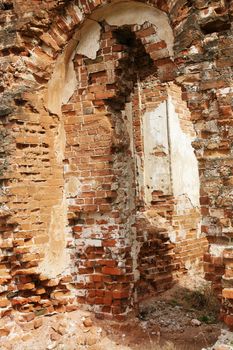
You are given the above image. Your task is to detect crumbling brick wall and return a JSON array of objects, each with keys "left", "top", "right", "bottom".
[{"left": 0, "top": 0, "right": 233, "bottom": 327}]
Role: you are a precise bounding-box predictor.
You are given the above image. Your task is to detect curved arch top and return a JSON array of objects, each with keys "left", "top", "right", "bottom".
[
  {"left": 89, "top": 1, "right": 174, "bottom": 56},
  {"left": 46, "top": 1, "right": 174, "bottom": 115}
]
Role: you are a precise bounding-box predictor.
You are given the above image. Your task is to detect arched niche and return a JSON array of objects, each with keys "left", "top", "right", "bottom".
[{"left": 38, "top": 0, "right": 204, "bottom": 317}]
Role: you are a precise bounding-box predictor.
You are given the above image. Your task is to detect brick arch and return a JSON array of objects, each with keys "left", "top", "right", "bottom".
[
  {"left": 44, "top": 0, "right": 175, "bottom": 117},
  {"left": 16, "top": 0, "right": 192, "bottom": 110},
  {"left": 36, "top": 0, "right": 170, "bottom": 55}
]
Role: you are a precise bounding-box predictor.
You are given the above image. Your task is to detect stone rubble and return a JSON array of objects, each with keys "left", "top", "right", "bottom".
[{"left": 203, "top": 330, "right": 233, "bottom": 350}]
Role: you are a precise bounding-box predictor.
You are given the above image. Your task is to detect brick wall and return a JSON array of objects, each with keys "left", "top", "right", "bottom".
[{"left": 0, "top": 0, "right": 233, "bottom": 326}]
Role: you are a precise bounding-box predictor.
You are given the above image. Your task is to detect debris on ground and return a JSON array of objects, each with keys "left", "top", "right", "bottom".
[{"left": 0, "top": 273, "right": 231, "bottom": 350}]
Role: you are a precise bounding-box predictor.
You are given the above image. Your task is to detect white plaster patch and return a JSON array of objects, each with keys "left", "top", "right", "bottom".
[
  {"left": 46, "top": 44, "right": 78, "bottom": 115},
  {"left": 209, "top": 244, "right": 228, "bottom": 257},
  {"left": 184, "top": 260, "right": 192, "bottom": 270},
  {"left": 189, "top": 45, "right": 200, "bottom": 54},
  {"left": 177, "top": 229, "right": 187, "bottom": 240},
  {"left": 65, "top": 176, "right": 82, "bottom": 197},
  {"left": 168, "top": 96, "right": 200, "bottom": 208},
  {"left": 124, "top": 102, "right": 134, "bottom": 154},
  {"left": 54, "top": 121, "right": 66, "bottom": 163},
  {"left": 64, "top": 15, "right": 72, "bottom": 26},
  {"left": 218, "top": 87, "right": 233, "bottom": 95},
  {"left": 76, "top": 19, "right": 101, "bottom": 60},
  {"left": 38, "top": 195, "right": 69, "bottom": 279},
  {"left": 143, "top": 101, "right": 172, "bottom": 204},
  {"left": 168, "top": 231, "right": 176, "bottom": 243},
  {"left": 78, "top": 238, "right": 102, "bottom": 247},
  {"left": 175, "top": 194, "right": 195, "bottom": 214}
]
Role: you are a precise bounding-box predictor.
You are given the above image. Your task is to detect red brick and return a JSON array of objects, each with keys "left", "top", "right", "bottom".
[{"left": 102, "top": 267, "right": 124, "bottom": 276}]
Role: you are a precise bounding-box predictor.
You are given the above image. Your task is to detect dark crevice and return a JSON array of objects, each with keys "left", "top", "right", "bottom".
[
  {"left": 0, "top": 2, "right": 13, "bottom": 10},
  {"left": 201, "top": 18, "right": 231, "bottom": 34},
  {"left": 107, "top": 26, "right": 155, "bottom": 111},
  {"left": 14, "top": 98, "right": 27, "bottom": 106},
  {"left": 113, "top": 27, "right": 136, "bottom": 47},
  {"left": 186, "top": 0, "right": 193, "bottom": 7}
]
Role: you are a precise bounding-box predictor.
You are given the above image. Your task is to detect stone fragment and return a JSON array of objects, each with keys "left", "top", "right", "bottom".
[
  {"left": 34, "top": 318, "right": 43, "bottom": 329},
  {"left": 0, "top": 328, "right": 10, "bottom": 336},
  {"left": 86, "top": 335, "right": 98, "bottom": 346},
  {"left": 77, "top": 334, "right": 86, "bottom": 345},
  {"left": 57, "top": 325, "right": 66, "bottom": 335},
  {"left": 50, "top": 331, "right": 61, "bottom": 341},
  {"left": 23, "top": 313, "right": 35, "bottom": 322},
  {"left": 0, "top": 105, "right": 12, "bottom": 117},
  {"left": 83, "top": 317, "right": 93, "bottom": 327},
  {"left": 191, "top": 319, "right": 201, "bottom": 326},
  {"left": 215, "top": 346, "right": 232, "bottom": 350}
]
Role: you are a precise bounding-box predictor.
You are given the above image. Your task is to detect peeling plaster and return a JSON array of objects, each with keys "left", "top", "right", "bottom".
[
  {"left": 175, "top": 194, "right": 196, "bottom": 214},
  {"left": 210, "top": 244, "right": 229, "bottom": 257},
  {"left": 65, "top": 176, "right": 82, "bottom": 197},
  {"left": 54, "top": 121, "right": 66, "bottom": 163},
  {"left": 142, "top": 97, "right": 200, "bottom": 246},
  {"left": 168, "top": 96, "right": 200, "bottom": 208},
  {"left": 143, "top": 101, "right": 172, "bottom": 204},
  {"left": 124, "top": 102, "right": 134, "bottom": 155},
  {"left": 123, "top": 103, "right": 140, "bottom": 287},
  {"left": 37, "top": 118, "right": 69, "bottom": 278},
  {"left": 38, "top": 195, "right": 69, "bottom": 279},
  {"left": 46, "top": 38, "right": 78, "bottom": 115},
  {"left": 76, "top": 19, "right": 101, "bottom": 59},
  {"left": 44, "top": 6, "right": 84, "bottom": 115}
]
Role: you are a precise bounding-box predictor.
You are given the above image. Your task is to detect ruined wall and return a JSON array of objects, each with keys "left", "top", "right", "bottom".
[
  {"left": 0, "top": 0, "right": 233, "bottom": 326},
  {"left": 170, "top": 0, "right": 233, "bottom": 328}
]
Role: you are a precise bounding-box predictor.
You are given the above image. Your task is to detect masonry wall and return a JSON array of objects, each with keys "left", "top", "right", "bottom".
[{"left": 0, "top": 0, "right": 233, "bottom": 327}]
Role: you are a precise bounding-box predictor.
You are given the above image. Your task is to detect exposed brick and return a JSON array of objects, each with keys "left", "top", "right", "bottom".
[{"left": 1, "top": 0, "right": 233, "bottom": 326}]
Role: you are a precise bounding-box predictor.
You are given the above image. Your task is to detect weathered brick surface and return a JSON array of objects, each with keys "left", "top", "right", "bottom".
[{"left": 0, "top": 0, "right": 233, "bottom": 326}]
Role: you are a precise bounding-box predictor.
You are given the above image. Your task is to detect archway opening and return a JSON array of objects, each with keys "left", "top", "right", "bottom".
[{"left": 59, "top": 13, "right": 205, "bottom": 317}]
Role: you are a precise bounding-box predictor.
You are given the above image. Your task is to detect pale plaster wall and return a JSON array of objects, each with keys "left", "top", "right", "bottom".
[
  {"left": 38, "top": 195, "right": 69, "bottom": 279},
  {"left": 37, "top": 121, "right": 70, "bottom": 279},
  {"left": 65, "top": 176, "right": 82, "bottom": 197},
  {"left": 143, "top": 101, "right": 172, "bottom": 204},
  {"left": 142, "top": 97, "right": 200, "bottom": 210},
  {"left": 46, "top": 43, "right": 78, "bottom": 116},
  {"left": 123, "top": 102, "right": 140, "bottom": 286},
  {"left": 76, "top": 19, "right": 101, "bottom": 59},
  {"left": 168, "top": 96, "right": 200, "bottom": 208}
]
